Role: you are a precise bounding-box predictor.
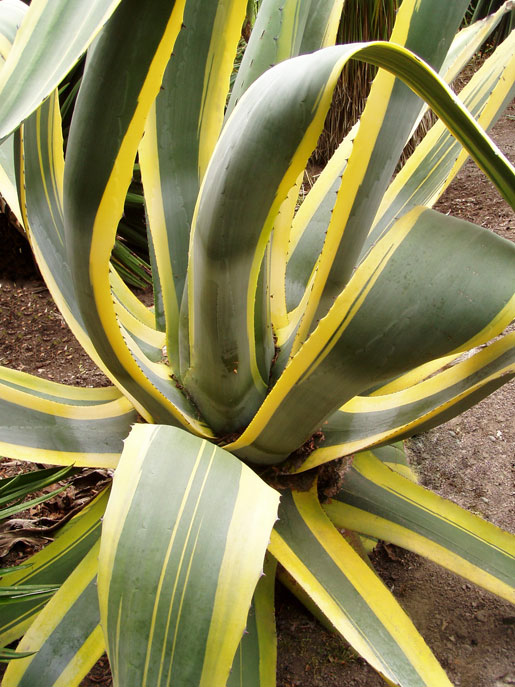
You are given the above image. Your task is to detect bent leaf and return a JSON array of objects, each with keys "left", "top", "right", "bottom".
[
  {"left": 227, "top": 555, "right": 277, "bottom": 687},
  {"left": 230, "top": 207, "right": 515, "bottom": 464},
  {"left": 0, "top": 368, "right": 136, "bottom": 468},
  {"left": 300, "top": 332, "right": 515, "bottom": 470}
]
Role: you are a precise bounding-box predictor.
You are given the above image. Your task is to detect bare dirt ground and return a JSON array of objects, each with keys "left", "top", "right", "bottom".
[{"left": 0, "top": 103, "right": 513, "bottom": 687}]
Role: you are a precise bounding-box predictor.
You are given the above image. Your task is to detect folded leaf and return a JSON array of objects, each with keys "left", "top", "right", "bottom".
[
  {"left": 230, "top": 207, "right": 515, "bottom": 463},
  {"left": 227, "top": 555, "right": 277, "bottom": 687},
  {"left": 0, "top": 0, "right": 123, "bottom": 140}
]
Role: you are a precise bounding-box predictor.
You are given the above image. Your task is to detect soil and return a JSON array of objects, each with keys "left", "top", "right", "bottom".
[{"left": 0, "top": 104, "right": 514, "bottom": 687}]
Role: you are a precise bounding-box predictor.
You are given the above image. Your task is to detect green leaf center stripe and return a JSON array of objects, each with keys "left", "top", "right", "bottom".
[
  {"left": 143, "top": 440, "right": 217, "bottom": 684},
  {"left": 0, "top": 0, "right": 124, "bottom": 141},
  {"left": 290, "top": 36, "right": 515, "bottom": 350},
  {"left": 341, "top": 455, "right": 515, "bottom": 587},
  {"left": 297, "top": 335, "right": 515, "bottom": 470},
  {"left": 196, "top": 0, "right": 248, "bottom": 179},
  {"left": 0, "top": 383, "right": 133, "bottom": 419},
  {"left": 3, "top": 579, "right": 100, "bottom": 687},
  {"left": 61, "top": 0, "right": 189, "bottom": 425},
  {"left": 185, "top": 48, "right": 350, "bottom": 432},
  {"left": 102, "top": 435, "right": 238, "bottom": 685},
  {"left": 369, "top": 34, "right": 515, "bottom": 250},
  {"left": 0, "top": 369, "right": 121, "bottom": 405}
]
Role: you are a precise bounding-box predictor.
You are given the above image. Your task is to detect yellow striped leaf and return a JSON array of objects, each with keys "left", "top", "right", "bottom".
[
  {"left": 0, "top": 0, "right": 123, "bottom": 140},
  {"left": 323, "top": 451, "right": 515, "bottom": 603},
  {"left": 229, "top": 208, "right": 515, "bottom": 464},
  {"left": 269, "top": 484, "right": 452, "bottom": 686},
  {"left": 2, "top": 542, "right": 104, "bottom": 687},
  {"left": 0, "top": 368, "right": 136, "bottom": 468},
  {"left": 98, "top": 425, "right": 279, "bottom": 687},
  {"left": 299, "top": 331, "right": 515, "bottom": 471},
  {"left": 227, "top": 555, "right": 277, "bottom": 687},
  {"left": 0, "top": 490, "right": 108, "bottom": 647}
]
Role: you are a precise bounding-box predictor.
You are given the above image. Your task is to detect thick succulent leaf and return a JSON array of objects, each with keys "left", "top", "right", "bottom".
[
  {"left": 98, "top": 425, "right": 279, "bottom": 687},
  {"left": 19, "top": 84, "right": 204, "bottom": 433},
  {"left": 368, "top": 30, "right": 515, "bottom": 251},
  {"left": 113, "top": 300, "right": 165, "bottom": 363},
  {"left": 18, "top": 91, "right": 103, "bottom": 367},
  {"left": 269, "top": 485, "right": 452, "bottom": 686},
  {"left": 440, "top": 1, "right": 515, "bottom": 84},
  {"left": 229, "top": 207, "right": 515, "bottom": 464},
  {"left": 366, "top": 443, "right": 417, "bottom": 482},
  {"left": 139, "top": 0, "right": 246, "bottom": 370},
  {"left": 184, "top": 46, "right": 347, "bottom": 433},
  {"left": 227, "top": 555, "right": 277, "bottom": 687},
  {"left": 299, "top": 332, "right": 515, "bottom": 471},
  {"left": 401, "top": 2, "right": 515, "bottom": 143},
  {"left": 283, "top": 30, "right": 515, "bottom": 336},
  {"left": 291, "top": 0, "right": 471, "bottom": 352},
  {"left": 0, "top": 367, "right": 136, "bottom": 468},
  {"left": 0, "top": 0, "right": 26, "bottom": 52},
  {"left": 0, "top": 133, "right": 21, "bottom": 221},
  {"left": 61, "top": 0, "right": 215, "bottom": 435},
  {"left": 269, "top": 172, "right": 305, "bottom": 334},
  {"left": 0, "top": 489, "right": 108, "bottom": 647},
  {"left": 0, "top": 1, "right": 25, "bottom": 222},
  {"left": 323, "top": 451, "right": 515, "bottom": 603},
  {"left": 278, "top": 123, "right": 357, "bottom": 336},
  {"left": 227, "top": 0, "right": 344, "bottom": 116},
  {"left": 110, "top": 269, "right": 167, "bottom": 363},
  {"left": 2, "top": 543, "right": 104, "bottom": 687},
  {"left": 109, "top": 268, "right": 156, "bottom": 330},
  {"left": 188, "top": 39, "right": 514, "bottom": 437},
  {"left": 0, "top": 0, "right": 123, "bottom": 141}
]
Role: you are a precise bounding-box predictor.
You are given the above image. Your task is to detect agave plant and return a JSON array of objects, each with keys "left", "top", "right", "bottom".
[{"left": 0, "top": 0, "right": 514, "bottom": 685}]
